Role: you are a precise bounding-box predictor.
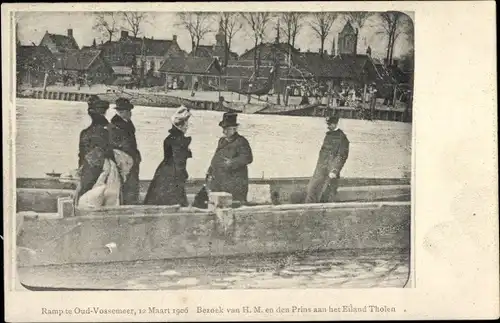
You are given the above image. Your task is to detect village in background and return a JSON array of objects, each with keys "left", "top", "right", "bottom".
[{"left": 15, "top": 11, "right": 414, "bottom": 121}]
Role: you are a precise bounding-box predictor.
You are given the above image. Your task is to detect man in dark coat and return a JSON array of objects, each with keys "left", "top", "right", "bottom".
[
  {"left": 305, "top": 114, "right": 350, "bottom": 203},
  {"left": 207, "top": 113, "right": 253, "bottom": 203},
  {"left": 108, "top": 98, "right": 141, "bottom": 205},
  {"left": 75, "top": 97, "right": 113, "bottom": 203}
]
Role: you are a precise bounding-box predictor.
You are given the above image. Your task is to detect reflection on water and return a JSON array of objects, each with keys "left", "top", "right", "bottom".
[
  {"left": 18, "top": 249, "right": 410, "bottom": 290},
  {"left": 15, "top": 99, "right": 411, "bottom": 180}
]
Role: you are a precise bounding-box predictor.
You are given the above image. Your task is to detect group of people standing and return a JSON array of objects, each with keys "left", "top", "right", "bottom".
[
  {"left": 74, "top": 96, "right": 254, "bottom": 209},
  {"left": 75, "top": 96, "right": 141, "bottom": 208},
  {"left": 75, "top": 95, "right": 349, "bottom": 209}
]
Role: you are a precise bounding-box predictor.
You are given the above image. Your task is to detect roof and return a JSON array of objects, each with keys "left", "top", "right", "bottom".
[
  {"left": 121, "top": 36, "right": 175, "bottom": 57},
  {"left": 41, "top": 32, "right": 79, "bottom": 51},
  {"left": 112, "top": 66, "right": 133, "bottom": 75},
  {"left": 17, "top": 45, "right": 56, "bottom": 69},
  {"left": 340, "top": 21, "right": 357, "bottom": 35},
  {"left": 240, "top": 42, "right": 299, "bottom": 61},
  {"left": 54, "top": 48, "right": 103, "bottom": 71},
  {"left": 225, "top": 65, "right": 273, "bottom": 78},
  {"left": 158, "top": 57, "right": 219, "bottom": 74},
  {"left": 191, "top": 45, "right": 238, "bottom": 60}
]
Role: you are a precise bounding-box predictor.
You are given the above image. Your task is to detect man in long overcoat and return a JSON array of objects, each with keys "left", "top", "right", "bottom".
[
  {"left": 207, "top": 113, "right": 253, "bottom": 203},
  {"left": 108, "top": 98, "right": 141, "bottom": 204},
  {"left": 305, "top": 114, "right": 350, "bottom": 203}
]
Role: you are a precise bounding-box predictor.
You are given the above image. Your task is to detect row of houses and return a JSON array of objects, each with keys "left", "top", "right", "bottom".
[{"left": 16, "top": 21, "right": 411, "bottom": 97}]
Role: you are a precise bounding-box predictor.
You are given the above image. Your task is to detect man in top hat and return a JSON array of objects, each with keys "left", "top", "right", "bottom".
[
  {"left": 305, "top": 113, "right": 350, "bottom": 204},
  {"left": 206, "top": 113, "right": 253, "bottom": 203},
  {"left": 108, "top": 98, "right": 141, "bottom": 204}
]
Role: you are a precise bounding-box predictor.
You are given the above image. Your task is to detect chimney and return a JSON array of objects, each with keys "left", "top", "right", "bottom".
[
  {"left": 121, "top": 30, "right": 129, "bottom": 39},
  {"left": 366, "top": 46, "right": 372, "bottom": 57},
  {"left": 67, "top": 29, "right": 73, "bottom": 38},
  {"left": 173, "top": 34, "right": 177, "bottom": 42}
]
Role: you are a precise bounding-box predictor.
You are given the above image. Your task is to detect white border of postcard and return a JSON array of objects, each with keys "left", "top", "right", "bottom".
[{"left": 3, "top": 1, "right": 498, "bottom": 321}]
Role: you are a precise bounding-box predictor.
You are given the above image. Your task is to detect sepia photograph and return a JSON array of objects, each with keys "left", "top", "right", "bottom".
[
  {"left": 13, "top": 9, "right": 414, "bottom": 291},
  {"left": 4, "top": 1, "right": 499, "bottom": 322}
]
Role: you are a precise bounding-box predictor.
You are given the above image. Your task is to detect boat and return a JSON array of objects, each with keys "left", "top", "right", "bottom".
[
  {"left": 16, "top": 176, "right": 410, "bottom": 264},
  {"left": 16, "top": 176, "right": 410, "bottom": 213},
  {"left": 44, "top": 171, "right": 62, "bottom": 179},
  {"left": 97, "top": 90, "right": 199, "bottom": 109}
]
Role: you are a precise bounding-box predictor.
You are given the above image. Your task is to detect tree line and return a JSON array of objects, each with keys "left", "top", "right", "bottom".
[{"left": 93, "top": 11, "right": 414, "bottom": 69}]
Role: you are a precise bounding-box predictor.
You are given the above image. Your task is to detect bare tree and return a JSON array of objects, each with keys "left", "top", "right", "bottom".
[
  {"left": 344, "top": 12, "right": 372, "bottom": 32},
  {"left": 218, "top": 12, "right": 244, "bottom": 66},
  {"left": 378, "top": 11, "right": 407, "bottom": 65},
  {"left": 240, "top": 12, "right": 275, "bottom": 75},
  {"left": 121, "top": 12, "right": 148, "bottom": 38},
  {"left": 92, "top": 12, "right": 120, "bottom": 42},
  {"left": 280, "top": 12, "right": 304, "bottom": 48},
  {"left": 309, "top": 12, "right": 339, "bottom": 57},
  {"left": 176, "top": 12, "right": 213, "bottom": 57}
]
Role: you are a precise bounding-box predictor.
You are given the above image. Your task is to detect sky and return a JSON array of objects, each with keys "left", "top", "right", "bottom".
[{"left": 16, "top": 11, "right": 414, "bottom": 60}]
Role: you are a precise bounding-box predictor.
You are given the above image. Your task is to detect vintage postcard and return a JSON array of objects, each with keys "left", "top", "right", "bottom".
[{"left": 3, "top": 1, "right": 498, "bottom": 321}]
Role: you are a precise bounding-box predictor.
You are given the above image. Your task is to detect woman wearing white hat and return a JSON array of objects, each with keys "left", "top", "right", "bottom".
[{"left": 144, "top": 106, "right": 192, "bottom": 206}]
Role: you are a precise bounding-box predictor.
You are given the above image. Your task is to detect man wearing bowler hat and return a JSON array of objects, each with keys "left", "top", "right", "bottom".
[
  {"left": 305, "top": 113, "right": 350, "bottom": 203},
  {"left": 109, "top": 98, "right": 141, "bottom": 204},
  {"left": 206, "top": 113, "right": 253, "bottom": 203}
]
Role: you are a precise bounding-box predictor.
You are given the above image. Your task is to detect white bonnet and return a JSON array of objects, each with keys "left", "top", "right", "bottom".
[{"left": 170, "top": 105, "right": 192, "bottom": 126}]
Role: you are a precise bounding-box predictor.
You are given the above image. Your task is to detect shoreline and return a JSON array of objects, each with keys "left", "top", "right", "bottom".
[{"left": 17, "top": 86, "right": 410, "bottom": 122}]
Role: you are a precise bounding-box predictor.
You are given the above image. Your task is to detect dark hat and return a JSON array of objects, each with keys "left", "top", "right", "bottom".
[
  {"left": 326, "top": 114, "right": 340, "bottom": 125},
  {"left": 87, "top": 95, "right": 100, "bottom": 105},
  {"left": 114, "top": 97, "right": 134, "bottom": 110},
  {"left": 219, "top": 112, "right": 239, "bottom": 128},
  {"left": 88, "top": 98, "right": 109, "bottom": 112}
]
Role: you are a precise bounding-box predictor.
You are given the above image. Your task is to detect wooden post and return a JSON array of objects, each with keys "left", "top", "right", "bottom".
[
  {"left": 218, "top": 75, "right": 221, "bottom": 101},
  {"left": 238, "top": 79, "right": 241, "bottom": 100},
  {"left": 42, "top": 72, "right": 49, "bottom": 93},
  {"left": 363, "top": 83, "right": 367, "bottom": 103},
  {"left": 392, "top": 84, "right": 398, "bottom": 108}
]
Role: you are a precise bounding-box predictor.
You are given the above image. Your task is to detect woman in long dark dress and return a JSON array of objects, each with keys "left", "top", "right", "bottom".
[
  {"left": 144, "top": 106, "right": 192, "bottom": 206},
  {"left": 74, "top": 96, "right": 115, "bottom": 205}
]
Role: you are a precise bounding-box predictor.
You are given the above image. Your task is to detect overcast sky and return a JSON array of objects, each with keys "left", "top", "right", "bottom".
[{"left": 16, "top": 11, "right": 414, "bottom": 59}]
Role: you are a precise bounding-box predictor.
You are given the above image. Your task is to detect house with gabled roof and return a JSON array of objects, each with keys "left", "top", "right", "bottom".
[
  {"left": 98, "top": 31, "right": 185, "bottom": 76},
  {"left": 39, "top": 29, "right": 79, "bottom": 54},
  {"left": 158, "top": 56, "right": 221, "bottom": 90},
  {"left": 54, "top": 48, "right": 114, "bottom": 85}
]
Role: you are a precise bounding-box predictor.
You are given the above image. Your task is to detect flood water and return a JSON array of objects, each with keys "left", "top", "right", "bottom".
[
  {"left": 14, "top": 98, "right": 412, "bottom": 289},
  {"left": 15, "top": 98, "right": 412, "bottom": 180},
  {"left": 18, "top": 249, "right": 410, "bottom": 290}
]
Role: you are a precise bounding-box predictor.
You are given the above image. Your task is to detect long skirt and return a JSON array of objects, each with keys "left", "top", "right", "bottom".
[
  {"left": 121, "top": 163, "right": 140, "bottom": 205},
  {"left": 143, "top": 162, "right": 188, "bottom": 206}
]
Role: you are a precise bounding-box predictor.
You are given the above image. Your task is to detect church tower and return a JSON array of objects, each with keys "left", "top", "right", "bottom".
[
  {"left": 338, "top": 21, "right": 358, "bottom": 55},
  {"left": 215, "top": 18, "right": 225, "bottom": 48}
]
